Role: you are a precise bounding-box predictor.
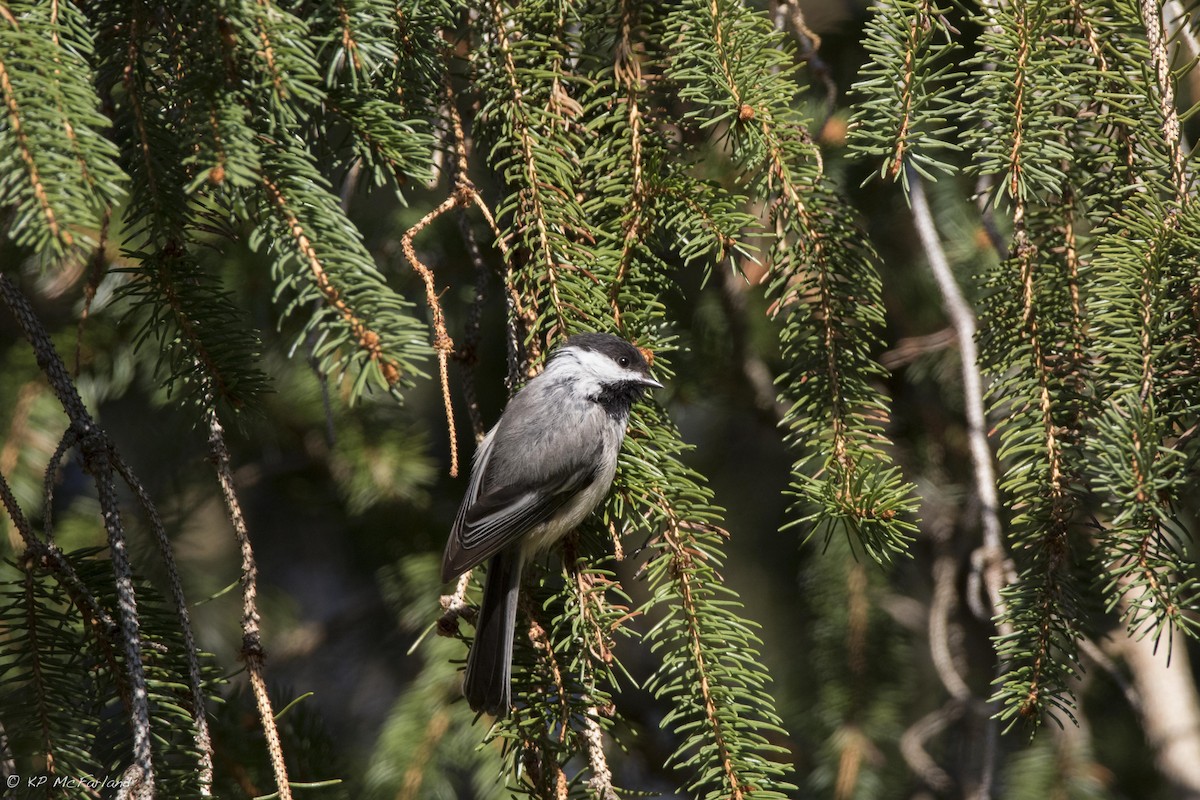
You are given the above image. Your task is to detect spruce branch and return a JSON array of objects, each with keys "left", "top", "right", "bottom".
[
  {"left": 630, "top": 410, "right": 796, "bottom": 800},
  {"left": 256, "top": 141, "right": 429, "bottom": 397},
  {"left": 243, "top": 0, "right": 324, "bottom": 113},
  {"left": 987, "top": 207, "right": 1089, "bottom": 727},
  {"left": 475, "top": 0, "right": 602, "bottom": 348},
  {"left": 662, "top": 516, "right": 750, "bottom": 800},
  {"left": 608, "top": 0, "right": 648, "bottom": 330},
  {"left": 965, "top": 0, "right": 1074, "bottom": 202},
  {"left": 848, "top": 0, "right": 959, "bottom": 182},
  {"left": 0, "top": 0, "right": 125, "bottom": 254},
  {"left": 665, "top": 0, "right": 918, "bottom": 563}
]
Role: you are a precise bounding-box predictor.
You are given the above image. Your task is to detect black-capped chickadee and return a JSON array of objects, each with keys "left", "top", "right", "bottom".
[{"left": 442, "top": 332, "right": 662, "bottom": 717}]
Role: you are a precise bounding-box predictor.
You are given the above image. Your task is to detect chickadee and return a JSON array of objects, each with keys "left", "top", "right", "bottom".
[{"left": 442, "top": 332, "right": 662, "bottom": 717}]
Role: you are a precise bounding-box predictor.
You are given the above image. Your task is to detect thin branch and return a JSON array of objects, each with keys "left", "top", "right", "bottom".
[
  {"left": 436, "top": 570, "right": 475, "bottom": 635},
  {"left": 401, "top": 194, "right": 460, "bottom": 476},
  {"left": 1118, "top": 581, "right": 1200, "bottom": 797},
  {"left": 898, "top": 700, "right": 964, "bottom": 794},
  {"left": 112, "top": 450, "right": 214, "bottom": 795},
  {"left": 906, "top": 166, "right": 1008, "bottom": 615},
  {"left": 773, "top": 0, "right": 836, "bottom": 127},
  {"left": 879, "top": 327, "right": 956, "bottom": 370},
  {"left": 906, "top": 168, "right": 1010, "bottom": 800},
  {"left": 717, "top": 267, "right": 787, "bottom": 424},
  {"left": 0, "top": 469, "right": 120, "bottom": 644},
  {"left": 583, "top": 711, "right": 618, "bottom": 800},
  {"left": 446, "top": 89, "right": 492, "bottom": 443},
  {"left": 1142, "top": 0, "right": 1190, "bottom": 203},
  {"left": 206, "top": 406, "right": 293, "bottom": 800}
]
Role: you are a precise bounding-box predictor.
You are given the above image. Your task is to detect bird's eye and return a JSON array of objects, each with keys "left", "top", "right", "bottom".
[{"left": 618, "top": 356, "right": 630, "bottom": 367}]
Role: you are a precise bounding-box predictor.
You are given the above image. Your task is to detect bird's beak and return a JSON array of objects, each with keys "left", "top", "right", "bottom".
[{"left": 641, "top": 375, "right": 664, "bottom": 389}]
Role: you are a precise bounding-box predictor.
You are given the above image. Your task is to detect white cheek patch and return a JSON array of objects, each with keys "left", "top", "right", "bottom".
[{"left": 572, "top": 348, "right": 637, "bottom": 384}]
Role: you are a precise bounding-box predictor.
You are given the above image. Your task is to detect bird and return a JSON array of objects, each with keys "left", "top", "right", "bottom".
[{"left": 441, "top": 332, "right": 662, "bottom": 717}]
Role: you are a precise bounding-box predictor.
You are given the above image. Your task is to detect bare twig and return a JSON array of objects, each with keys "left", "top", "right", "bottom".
[
  {"left": 879, "top": 328, "right": 956, "bottom": 370},
  {"left": 929, "top": 547, "right": 971, "bottom": 701},
  {"left": 1142, "top": 0, "right": 1190, "bottom": 202},
  {"left": 206, "top": 406, "right": 293, "bottom": 800},
  {"left": 437, "top": 570, "right": 475, "bottom": 635},
  {"left": 113, "top": 450, "right": 214, "bottom": 795},
  {"left": 899, "top": 700, "right": 964, "bottom": 794},
  {"left": 1117, "top": 583, "right": 1200, "bottom": 797},
  {"left": 447, "top": 93, "right": 491, "bottom": 444},
  {"left": 773, "top": 0, "right": 837, "bottom": 129},
  {"left": 401, "top": 195, "right": 461, "bottom": 476},
  {"left": 1078, "top": 636, "right": 1142, "bottom": 715},
  {"left": 907, "top": 168, "right": 1013, "bottom": 800},
  {"left": 906, "top": 167, "right": 1009, "bottom": 619},
  {"left": 583, "top": 711, "right": 618, "bottom": 800},
  {"left": 0, "top": 470, "right": 120, "bottom": 641},
  {"left": 41, "top": 427, "right": 78, "bottom": 542}
]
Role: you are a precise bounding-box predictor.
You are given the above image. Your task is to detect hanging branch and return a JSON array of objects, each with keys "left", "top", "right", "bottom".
[
  {"left": 0, "top": 0, "right": 125, "bottom": 254},
  {"left": 0, "top": 272, "right": 156, "bottom": 798},
  {"left": 111, "top": 451, "right": 215, "bottom": 795},
  {"left": 907, "top": 167, "right": 1011, "bottom": 628},
  {"left": 401, "top": 195, "right": 460, "bottom": 476},
  {"left": 907, "top": 168, "right": 1011, "bottom": 798},
  {"left": 664, "top": 0, "right": 919, "bottom": 562},
  {"left": 848, "top": 0, "right": 959, "bottom": 183},
  {"left": 205, "top": 403, "right": 294, "bottom": 800}
]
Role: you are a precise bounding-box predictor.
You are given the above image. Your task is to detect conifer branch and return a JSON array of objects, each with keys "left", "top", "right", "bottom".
[
  {"left": 0, "top": 51, "right": 64, "bottom": 246},
  {"left": 609, "top": 0, "right": 647, "bottom": 328},
  {"left": 260, "top": 169, "right": 406, "bottom": 388},
  {"left": 662, "top": 515, "right": 748, "bottom": 800},
  {"left": 0, "top": 0, "right": 124, "bottom": 253},
  {"left": 1004, "top": 5, "right": 1032, "bottom": 200},
  {"left": 482, "top": 0, "right": 571, "bottom": 330},
  {"left": 990, "top": 206, "right": 1084, "bottom": 724}
]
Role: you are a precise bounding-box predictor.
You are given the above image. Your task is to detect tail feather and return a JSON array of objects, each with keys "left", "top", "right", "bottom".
[{"left": 464, "top": 552, "right": 521, "bottom": 717}]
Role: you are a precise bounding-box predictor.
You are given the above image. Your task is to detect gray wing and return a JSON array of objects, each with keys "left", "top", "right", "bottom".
[{"left": 441, "top": 411, "right": 602, "bottom": 581}]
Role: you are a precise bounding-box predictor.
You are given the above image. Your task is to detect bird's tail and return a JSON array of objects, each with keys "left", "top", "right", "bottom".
[{"left": 464, "top": 551, "right": 522, "bottom": 717}]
